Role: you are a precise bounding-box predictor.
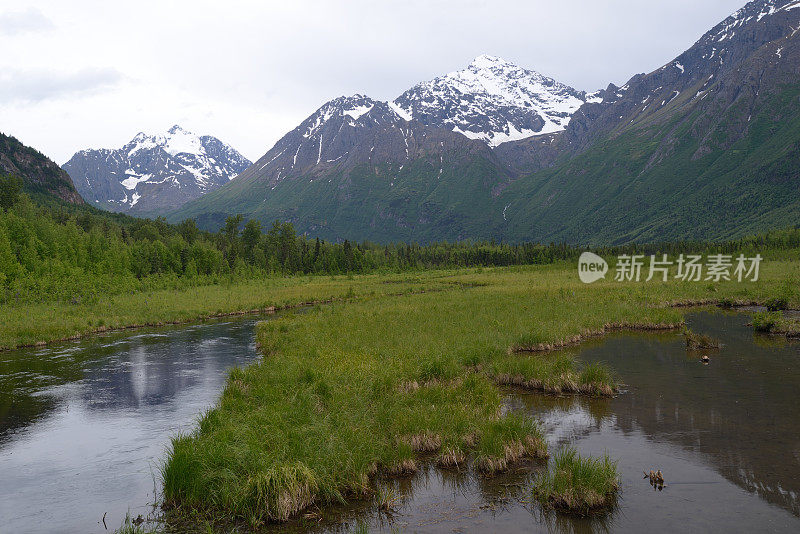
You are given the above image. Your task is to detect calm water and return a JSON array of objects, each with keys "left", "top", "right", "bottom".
[
  {"left": 1, "top": 310, "right": 799, "bottom": 533},
  {"left": 0, "top": 316, "right": 270, "bottom": 533}
]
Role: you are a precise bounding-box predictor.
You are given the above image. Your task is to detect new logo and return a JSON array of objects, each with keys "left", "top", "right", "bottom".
[{"left": 578, "top": 252, "right": 608, "bottom": 284}]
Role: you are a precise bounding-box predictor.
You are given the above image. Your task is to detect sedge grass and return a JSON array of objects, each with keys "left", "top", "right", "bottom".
[
  {"left": 752, "top": 311, "right": 800, "bottom": 336},
  {"left": 0, "top": 272, "right": 458, "bottom": 351},
  {"left": 533, "top": 447, "right": 620, "bottom": 516},
  {"left": 684, "top": 329, "right": 722, "bottom": 349}
]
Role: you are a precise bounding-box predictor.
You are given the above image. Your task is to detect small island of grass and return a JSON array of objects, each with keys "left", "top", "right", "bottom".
[{"left": 533, "top": 447, "right": 620, "bottom": 516}]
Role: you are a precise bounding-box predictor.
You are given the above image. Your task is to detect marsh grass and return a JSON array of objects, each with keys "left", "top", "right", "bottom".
[
  {"left": 161, "top": 261, "right": 797, "bottom": 525},
  {"left": 753, "top": 311, "right": 782, "bottom": 332},
  {"left": 752, "top": 311, "right": 800, "bottom": 336},
  {"left": 765, "top": 296, "right": 789, "bottom": 311},
  {"left": 534, "top": 447, "right": 620, "bottom": 516},
  {"left": 376, "top": 485, "right": 401, "bottom": 512},
  {"left": 684, "top": 329, "right": 722, "bottom": 350},
  {"left": 113, "top": 512, "right": 158, "bottom": 534},
  {"left": 0, "top": 273, "right": 455, "bottom": 351}
]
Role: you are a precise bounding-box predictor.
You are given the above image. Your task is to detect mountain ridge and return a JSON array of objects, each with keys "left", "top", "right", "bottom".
[
  {"left": 173, "top": 0, "right": 800, "bottom": 244},
  {"left": 63, "top": 125, "right": 251, "bottom": 215}
]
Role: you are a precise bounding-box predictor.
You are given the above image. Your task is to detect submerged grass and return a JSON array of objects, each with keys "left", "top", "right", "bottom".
[
  {"left": 534, "top": 447, "right": 620, "bottom": 516},
  {"left": 113, "top": 512, "right": 159, "bottom": 534},
  {"left": 161, "top": 260, "right": 797, "bottom": 526}
]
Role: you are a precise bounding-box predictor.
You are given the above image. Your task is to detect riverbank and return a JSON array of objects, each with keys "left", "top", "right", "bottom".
[
  {"left": 161, "top": 259, "right": 799, "bottom": 527},
  {"left": 0, "top": 272, "right": 467, "bottom": 351}
]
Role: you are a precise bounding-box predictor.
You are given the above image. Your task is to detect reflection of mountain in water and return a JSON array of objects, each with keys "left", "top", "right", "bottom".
[
  {"left": 0, "top": 319, "right": 260, "bottom": 446},
  {"left": 523, "top": 312, "right": 800, "bottom": 517}
]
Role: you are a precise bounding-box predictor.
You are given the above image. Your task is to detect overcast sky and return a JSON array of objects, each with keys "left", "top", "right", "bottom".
[{"left": 0, "top": 0, "right": 748, "bottom": 164}]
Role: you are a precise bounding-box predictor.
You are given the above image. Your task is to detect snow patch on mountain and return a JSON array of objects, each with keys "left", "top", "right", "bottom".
[
  {"left": 393, "top": 54, "right": 587, "bottom": 147},
  {"left": 388, "top": 101, "right": 413, "bottom": 121},
  {"left": 64, "top": 125, "right": 251, "bottom": 214}
]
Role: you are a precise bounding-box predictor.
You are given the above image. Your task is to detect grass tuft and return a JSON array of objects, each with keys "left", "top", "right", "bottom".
[
  {"left": 534, "top": 447, "right": 620, "bottom": 516},
  {"left": 113, "top": 512, "right": 158, "bottom": 534},
  {"left": 753, "top": 311, "right": 783, "bottom": 333},
  {"left": 765, "top": 296, "right": 789, "bottom": 311},
  {"left": 684, "top": 329, "right": 721, "bottom": 350},
  {"left": 474, "top": 415, "right": 548, "bottom": 474}
]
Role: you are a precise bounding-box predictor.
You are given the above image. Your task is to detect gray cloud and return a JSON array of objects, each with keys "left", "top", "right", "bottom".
[
  {"left": 0, "top": 7, "right": 55, "bottom": 35},
  {"left": 0, "top": 67, "right": 123, "bottom": 103}
]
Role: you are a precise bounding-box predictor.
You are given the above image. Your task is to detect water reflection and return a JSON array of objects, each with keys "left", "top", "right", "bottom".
[
  {"left": 576, "top": 311, "right": 800, "bottom": 517},
  {"left": 0, "top": 317, "right": 267, "bottom": 534}
]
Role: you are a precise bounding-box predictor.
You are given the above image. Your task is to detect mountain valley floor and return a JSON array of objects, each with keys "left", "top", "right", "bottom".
[{"left": 67, "top": 258, "right": 795, "bottom": 530}]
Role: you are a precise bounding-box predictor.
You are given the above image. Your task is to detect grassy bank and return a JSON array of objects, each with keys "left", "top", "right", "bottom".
[
  {"left": 753, "top": 310, "right": 800, "bottom": 336},
  {"left": 161, "top": 259, "right": 798, "bottom": 527},
  {"left": 0, "top": 272, "right": 463, "bottom": 351}
]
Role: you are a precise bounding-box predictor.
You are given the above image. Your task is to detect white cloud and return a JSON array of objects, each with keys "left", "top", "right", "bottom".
[
  {"left": 0, "top": 67, "right": 122, "bottom": 103},
  {"left": 0, "top": 0, "right": 748, "bottom": 164},
  {"left": 0, "top": 7, "right": 54, "bottom": 35}
]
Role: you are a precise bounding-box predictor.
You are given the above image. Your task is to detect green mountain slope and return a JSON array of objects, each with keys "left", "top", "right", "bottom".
[
  {"left": 499, "top": 83, "right": 800, "bottom": 244},
  {"left": 0, "top": 132, "right": 84, "bottom": 206},
  {"left": 175, "top": 154, "right": 509, "bottom": 243}
]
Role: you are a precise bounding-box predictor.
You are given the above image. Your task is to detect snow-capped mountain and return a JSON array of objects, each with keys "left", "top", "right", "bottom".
[
  {"left": 393, "top": 55, "right": 589, "bottom": 147},
  {"left": 173, "top": 0, "right": 800, "bottom": 245},
  {"left": 229, "top": 93, "right": 499, "bottom": 192},
  {"left": 230, "top": 57, "right": 589, "bottom": 189},
  {"left": 63, "top": 125, "right": 251, "bottom": 214}
]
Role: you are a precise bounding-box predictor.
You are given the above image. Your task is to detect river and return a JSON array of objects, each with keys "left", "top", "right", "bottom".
[{"left": 1, "top": 310, "right": 799, "bottom": 533}]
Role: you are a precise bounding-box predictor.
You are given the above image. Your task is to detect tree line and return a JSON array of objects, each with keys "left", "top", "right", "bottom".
[{"left": 1, "top": 174, "right": 798, "bottom": 305}]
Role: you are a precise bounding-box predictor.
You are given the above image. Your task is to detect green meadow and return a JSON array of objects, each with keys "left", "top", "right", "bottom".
[{"left": 158, "top": 258, "right": 798, "bottom": 526}]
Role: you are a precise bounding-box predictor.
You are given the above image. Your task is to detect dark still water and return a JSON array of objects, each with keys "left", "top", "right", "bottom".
[
  {"left": 1, "top": 310, "right": 799, "bottom": 533},
  {"left": 0, "top": 317, "right": 268, "bottom": 533}
]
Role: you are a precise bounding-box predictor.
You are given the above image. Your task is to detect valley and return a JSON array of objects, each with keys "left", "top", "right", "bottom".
[{"left": 2, "top": 1, "right": 800, "bottom": 533}]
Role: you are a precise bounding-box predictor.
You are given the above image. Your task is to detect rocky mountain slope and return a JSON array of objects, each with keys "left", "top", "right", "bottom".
[
  {"left": 0, "top": 132, "right": 84, "bottom": 205},
  {"left": 173, "top": 0, "right": 800, "bottom": 244},
  {"left": 172, "top": 94, "right": 512, "bottom": 239},
  {"left": 63, "top": 125, "right": 250, "bottom": 215}
]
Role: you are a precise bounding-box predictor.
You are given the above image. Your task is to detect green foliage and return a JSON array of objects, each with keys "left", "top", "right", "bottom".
[
  {"left": 0, "top": 174, "right": 22, "bottom": 211},
  {"left": 765, "top": 296, "right": 788, "bottom": 311},
  {"left": 0, "top": 191, "right": 598, "bottom": 305}
]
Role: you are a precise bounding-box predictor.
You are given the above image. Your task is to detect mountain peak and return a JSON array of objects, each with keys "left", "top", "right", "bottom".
[
  {"left": 167, "top": 124, "right": 192, "bottom": 136},
  {"left": 468, "top": 54, "right": 510, "bottom": 69},
  {"left": 64, "top": 127, "right": 251, "bottom": 214},
  {"left": 394, "top": 56, "right": 586, "bottom": 146}
]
